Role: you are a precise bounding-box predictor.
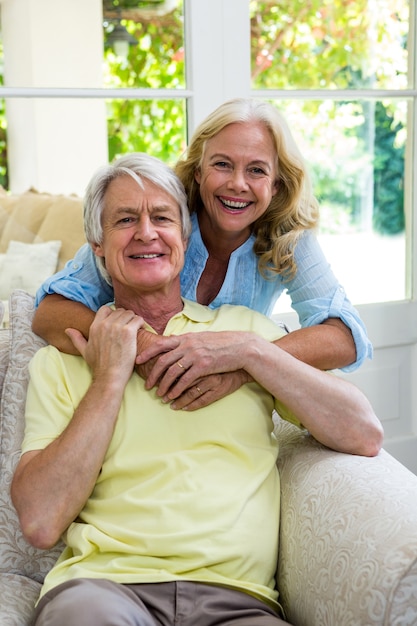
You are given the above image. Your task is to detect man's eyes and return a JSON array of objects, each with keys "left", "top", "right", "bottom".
[
  {"left": 116, "top": 214, "right": 172, "bottom": 225},
  {"left": 153, "top": 214, "right": 172, "bottom": 223}
]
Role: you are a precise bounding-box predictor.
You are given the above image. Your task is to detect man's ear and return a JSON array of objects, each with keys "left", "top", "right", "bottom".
[{"left": 91, "top": 242, "right": 104, "bottom": 258}]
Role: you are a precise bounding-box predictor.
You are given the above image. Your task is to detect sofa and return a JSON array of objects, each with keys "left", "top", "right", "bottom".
[
  {"left": 1, "top": 289, "right": 417, "bottom": 625},
  {"left": 0, "top": 187, "right": 86, "bottom": 327}
]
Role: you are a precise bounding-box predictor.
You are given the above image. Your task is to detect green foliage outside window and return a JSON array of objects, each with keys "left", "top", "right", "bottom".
[
  {"left": 0, "top": 38, "right": 8, "bottom": 189},
  {"left": 250, "top": 0, "right": 407, "bottom": 234},
  {"left": 103, "top": 0, "right": 186, "bottom": 166},
  {"left": 372, "top": 102, "right": 405, "bottom": 234},
  {"left": 105, "top": 0, "right": 408, "bottom": 235},
  {"left": 0, "top": 0, "right": 408, "bottom": 234}
]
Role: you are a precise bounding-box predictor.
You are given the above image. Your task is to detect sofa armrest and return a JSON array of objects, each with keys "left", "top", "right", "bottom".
[{"left": 275, "top": 420, "right": 417, "bottom": 626}]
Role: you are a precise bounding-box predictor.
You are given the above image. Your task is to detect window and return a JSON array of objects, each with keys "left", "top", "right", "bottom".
[
  {"left": 0, "top": 0, "right": 414, "bottom": 308},
  {"left": 250, "top": 0, "right": 410, "bottom": 309}
]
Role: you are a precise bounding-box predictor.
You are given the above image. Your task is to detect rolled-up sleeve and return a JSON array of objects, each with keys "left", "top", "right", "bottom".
[
  {"left": 286, "top": 231, "right": 373, "bottom": 372},
  {"left": 35, "top": 244, "right": 114, "bottom": 311}
]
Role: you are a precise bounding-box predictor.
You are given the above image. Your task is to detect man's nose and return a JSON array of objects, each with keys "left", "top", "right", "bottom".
[{"left": 134, "top": 216, "right": 157, "bottom": 241}]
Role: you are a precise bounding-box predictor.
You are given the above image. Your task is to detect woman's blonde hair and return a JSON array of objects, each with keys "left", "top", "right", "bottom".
[{"left": 174, "top": 98, "right": 319, "bottom": 279}]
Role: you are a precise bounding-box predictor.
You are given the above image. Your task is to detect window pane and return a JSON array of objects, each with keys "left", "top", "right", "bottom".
[
  {"left": 106, "top": 98, "right": 187, "bottom": 163},
  {"left": 0, "top": 1, "right": 184, "bottom": 90},
  {"left": 103, "top": 0, "right": 185, "bottom": 89},
  {"left": 250, "top": 0, "right": 409, "bottom": 90},
  {"left": 1, "top": 97, "right": 186, "bottom": 194},
  {"left": 271, "top": 98, "right": 407, "bottom": 312}
]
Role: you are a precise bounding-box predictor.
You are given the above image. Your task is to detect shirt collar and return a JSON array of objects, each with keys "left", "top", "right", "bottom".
[
  {"left": 111, "top": 298, "right": 214, "bottom": 333},
  {"left": 173, "top": 298, "right": 215, "bottom": 323}
]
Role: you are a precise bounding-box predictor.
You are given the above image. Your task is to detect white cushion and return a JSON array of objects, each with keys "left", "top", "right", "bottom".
[{"left": 0, "top": 240, "right": 61, "bottom": 299}]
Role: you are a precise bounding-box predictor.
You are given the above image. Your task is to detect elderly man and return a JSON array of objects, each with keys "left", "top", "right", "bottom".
[{"left": 11, "top": 153, "right": 383, "bottom": 626}]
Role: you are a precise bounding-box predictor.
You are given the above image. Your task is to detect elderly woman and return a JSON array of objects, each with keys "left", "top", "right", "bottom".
[{"left": 32, "top": 99, "right": 371, "bottom": 407}]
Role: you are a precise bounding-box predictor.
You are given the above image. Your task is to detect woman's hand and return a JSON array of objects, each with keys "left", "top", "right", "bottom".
[
  {"left": 167, "top": 370, "right": 249, "bottom": 411},
  {"left": 136, "top": 331, "right": 253, "bottom": 406}
]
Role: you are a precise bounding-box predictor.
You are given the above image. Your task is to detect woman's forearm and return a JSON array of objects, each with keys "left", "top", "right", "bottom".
[
  {"left": 242, "top": 336, "right": 383, "bottom": 456},
  {"left": 275, "top": 318, "right": 357, "bottom": 370},
  {"left": 32, "top": 294, "right": 159, "bottom": 364},
  {"left": 32, "top": 294, "right": 96, "bottom": 354}
]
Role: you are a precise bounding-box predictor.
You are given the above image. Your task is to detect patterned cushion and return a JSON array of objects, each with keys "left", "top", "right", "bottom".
[
  {"left": 0, "top": 573, "right": 41, "bottom": 625},
  {"left": 0, "top": 188, "right": 85, "bottom": 271},
  {"left": 0, "top": 290, "right": 64, "bottom": 623}
]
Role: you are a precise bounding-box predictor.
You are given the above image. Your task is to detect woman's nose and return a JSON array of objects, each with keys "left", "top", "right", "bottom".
[{"left": 226, "top": 168, "right": 249, "bottom": 190}]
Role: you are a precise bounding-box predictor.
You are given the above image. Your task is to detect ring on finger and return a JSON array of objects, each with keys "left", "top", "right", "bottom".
[
  {"left": 196, "top": 386, "right": 203, "bottom": 395},
  {"left": 177, "top": 361, "right": 185, "bottom": 369}
]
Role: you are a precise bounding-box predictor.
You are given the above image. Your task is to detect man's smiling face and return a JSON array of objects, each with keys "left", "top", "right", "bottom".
[{"left": 93, "top": 174, "right": 186, "bottom": 296}]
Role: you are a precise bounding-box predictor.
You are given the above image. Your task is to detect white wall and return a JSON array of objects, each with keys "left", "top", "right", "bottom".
[{"left": 0, "top": 0, "right": 108, "bottom": 195}]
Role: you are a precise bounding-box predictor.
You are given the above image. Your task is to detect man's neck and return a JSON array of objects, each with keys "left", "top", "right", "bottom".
[{"left": 114, "top": 288, "right": 183, "bottom": 335}]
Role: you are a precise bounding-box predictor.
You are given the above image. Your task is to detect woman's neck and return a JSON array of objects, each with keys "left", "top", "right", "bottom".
[{"left": 197, "top": 211, "right": 251, "bottom": 261}]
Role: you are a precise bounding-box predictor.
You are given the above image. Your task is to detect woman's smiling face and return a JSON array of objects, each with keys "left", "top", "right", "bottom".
[{"left": 195, "top": 121, "right": 278, "bottom": 242}]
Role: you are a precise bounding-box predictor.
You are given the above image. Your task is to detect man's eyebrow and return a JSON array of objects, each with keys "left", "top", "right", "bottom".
[
  {"left": 113, "top": 206, "right": 138, "bottom": 215},
  {"left": 152, "top": 204, "right": 178, "bottom": 212},
  {"left": 112, "top": 205, "right": 178, "bottom": 215}
]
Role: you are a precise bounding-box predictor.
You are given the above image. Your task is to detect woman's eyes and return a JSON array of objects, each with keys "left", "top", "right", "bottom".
[
  {"left": 213, "top": 162, "right": 267, "bottom": 176},
  {"left": 249, "top": 166, "right": 267, "bottom": 175}
]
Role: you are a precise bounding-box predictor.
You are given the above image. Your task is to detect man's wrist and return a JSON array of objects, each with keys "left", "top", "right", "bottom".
[{"left": 137, "top": 328, "right": 157, "bottom": 354}]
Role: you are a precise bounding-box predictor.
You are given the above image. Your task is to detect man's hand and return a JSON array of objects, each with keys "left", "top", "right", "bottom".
[{"left": 66, "top": 306, "right": 145, "bottom": 388}]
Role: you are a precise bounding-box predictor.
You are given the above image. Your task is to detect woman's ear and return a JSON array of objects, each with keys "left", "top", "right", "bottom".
[{"left": 194, "top": 167, "right": 201, "bottom": 184}]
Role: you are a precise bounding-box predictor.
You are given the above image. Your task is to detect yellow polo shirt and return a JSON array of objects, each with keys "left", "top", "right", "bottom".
[{"left": 22, "top": 300, "right": 301, "bottom": 609}]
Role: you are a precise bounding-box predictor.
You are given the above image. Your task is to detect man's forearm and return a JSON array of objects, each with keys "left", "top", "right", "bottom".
[{"left": 11, "top": 376, "right": 124, "bottom": 550}]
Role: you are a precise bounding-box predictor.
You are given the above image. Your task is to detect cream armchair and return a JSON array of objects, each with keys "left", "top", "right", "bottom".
[
  {"left": 275, "top": 422, "right": 417, "bottom": 625},
  {"left": 1, "top": 290, "right": 417, "bottom": 626}
]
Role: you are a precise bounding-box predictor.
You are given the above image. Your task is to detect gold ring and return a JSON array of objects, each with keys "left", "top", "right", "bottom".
[
  {"left": 196, "top": 386, "right": 202, "bottom": 395},
  {"left": 177, "top": 361, "right": 184, "bottom": 369}
]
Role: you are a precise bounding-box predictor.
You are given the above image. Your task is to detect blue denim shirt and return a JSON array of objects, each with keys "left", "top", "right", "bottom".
[{"left": 36, "top": 212, "right": 372, "bottom": 371}]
